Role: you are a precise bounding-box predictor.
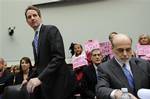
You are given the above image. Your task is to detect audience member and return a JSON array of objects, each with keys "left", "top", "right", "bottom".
[
  {"left": 71, "top": 43, "right": 87, "bottom": 60},
  {"left": 11, "top": 65, "right": 20, "bottom": 75},
  {"left": 70, "top": 43, "right": 87, "bottom": 99},
  {"left": 96, "top": 34, "right": 150, "bottom": 99},
  {"left": 108, "top": 32, "right": 118, "bottom": 42},
  {"left": 14, "top": 57, "right": 32, "bottom": 85},
  {"left": 0, "top": 58, "right": 14, "bottom": 98},
  {"left": 81, "top": 49, "right": 103, "bottom": 99},
  {"left": 136, "top": 34, "right": 150, "bottom": 61},
  {"left": 138, "top": 34, "right": 150, "bottom": 45},
  {"left": 103, "top": 32, "right": 118, "bottom": 61}
]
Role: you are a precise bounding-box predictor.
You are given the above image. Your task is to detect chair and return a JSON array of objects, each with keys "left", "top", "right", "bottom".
[{"left": 3, "top": 84, "right": 29, "bottom": 99}]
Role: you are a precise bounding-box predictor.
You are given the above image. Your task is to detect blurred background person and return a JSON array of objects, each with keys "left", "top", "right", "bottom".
[
  {"left": 0, "top": 58, "right": 14, "bottom": 98},
  {"left": 136, "top": 34, "right": 150, "bottom": 61},
  {"left": 70, "top": 43, "right": 87, "bottom": 61},
  {"left": 69, "top": 43, "right": 88, "bottom": 99},
  {"left": 138, "top": 34, "right": 150, "bottom": 45},
  {"left": 103, "top": 32, "right": 118, "bottom": 61},
  {"left": 81, "top": 49, "right": 103, "bottom": 99},
  {"left": 14, "top": 57, "right": 33, "bottom": 85},
  {"left": 108, "top": 32, "right": 118, "bottom": 42}
]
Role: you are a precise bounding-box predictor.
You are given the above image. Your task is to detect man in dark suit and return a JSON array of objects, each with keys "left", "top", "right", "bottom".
[
  {"left": 23, "top": 6, "right": 71, "bottom": 99},
  {"left": 82, "top": 49, "right": 103, "bottom": 99},
  {"left": 0, "top": 58, "right": 14, "bottom": 97},
  {"left": 96, "top": 34, "right": 150, "bottom": 99}
]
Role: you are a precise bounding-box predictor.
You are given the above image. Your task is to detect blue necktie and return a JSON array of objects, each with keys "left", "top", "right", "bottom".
[
  {"left": 122, "top": 64, "right": 134, "bottom": 90},
  {"left": 34, "top": 31, "right": 38, "bottom": 54}
]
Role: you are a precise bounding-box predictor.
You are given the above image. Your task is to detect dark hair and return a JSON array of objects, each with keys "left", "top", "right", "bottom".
[
  {"left": 69, "top": 43, "right": 83, "bottom": 56},
  {"left": 90, "top": 48, "right": 101, "bottom": 56},
  {"left": 19, "top": 57, "right": 32, "bottom": 74},
  {"left": 25, "top": 5, "right": 41, "bottom": 19},
  {"left": 109, "top": 32, "right": 118, "bottom": 42},
  {"left": 69, "top": 43, "right": 75, "bottom": 56}
]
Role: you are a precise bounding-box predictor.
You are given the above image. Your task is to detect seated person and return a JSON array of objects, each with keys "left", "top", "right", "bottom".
[
  {"left": 96, "top": 34, "right": 150, "bottom": 99},
  {"left": 14, "top": 57, "right": 32, "bottom": 85},
  {"left": 0, "top": 58, "right": 14, "bottom": 97},
  {"left": 81, "top": 49, "right": 103, "bottom": 99}
]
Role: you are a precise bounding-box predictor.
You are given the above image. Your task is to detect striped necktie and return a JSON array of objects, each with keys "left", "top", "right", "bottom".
[
  {"left": 34, "top": 31, "right": 38, "bottom": 54},
  {"left": 122, "top": 64, "right": 135, "bottom": 90}
]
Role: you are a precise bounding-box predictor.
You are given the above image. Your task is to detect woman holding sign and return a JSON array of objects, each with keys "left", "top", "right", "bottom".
[{"left": 136, "top": 34, "right": 150, "bottom": 61}]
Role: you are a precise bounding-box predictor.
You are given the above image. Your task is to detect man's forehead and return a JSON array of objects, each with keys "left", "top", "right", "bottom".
[{"left": 92, "top": 50, "right": 101, "bottom": 55}]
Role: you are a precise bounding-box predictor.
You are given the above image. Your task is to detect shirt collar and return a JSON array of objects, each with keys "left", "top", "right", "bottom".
[
  {"left": 114, "top": 57, "right": 130, "bottom": 67},
  {"left": 93, "top": 63, "right": 97, "bottom": 70},
  {"left": 35, "top": 23, "right": 42, "bottom": 33}
]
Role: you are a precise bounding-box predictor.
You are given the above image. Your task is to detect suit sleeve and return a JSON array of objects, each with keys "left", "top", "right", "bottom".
[{"left": 96, "top": 65, "right": 113, "bottom": 99}]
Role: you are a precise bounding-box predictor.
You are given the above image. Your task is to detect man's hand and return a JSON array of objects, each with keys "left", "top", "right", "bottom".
[
  {"left": 27, "top": 78, "right": 42, "bottom": 93},
  {"left": 20, "top": 79, "right": 28, "bottom": 88},
  {"left": 128, "top": 93, "right": 138, "bottom": 99},
  {"left": 114, "top": 90, "right": 123, "bottom": 99}
]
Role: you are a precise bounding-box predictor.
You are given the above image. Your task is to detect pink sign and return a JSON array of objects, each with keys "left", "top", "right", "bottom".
[
  {"left": 72, "top": 56, "right": 88, "bottom": 69},
  {"left": 99, "top": 41, "right": 112, "bottom": 56},
  {"left": 136, "top": 44, "right": 150, "bottom": 56},
  {"left": 84, "top": 40, "right": 100, "bottom": 53}
]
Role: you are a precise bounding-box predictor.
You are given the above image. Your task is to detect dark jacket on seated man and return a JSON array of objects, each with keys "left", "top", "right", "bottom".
[{"left": 0, "top": 70, "right": 14, "bottom": 94}]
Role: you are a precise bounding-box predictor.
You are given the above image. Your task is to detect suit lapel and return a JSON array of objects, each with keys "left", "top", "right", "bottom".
[
  {"left": 32, "top": 24, "right": 45, "bottom": 63},
  {"left": 37, "top": 24, "right": 45, "bottom": 57},
  {"left": 90, "top": 64, "right": 97, "bottom": 82},
  {"left": 129, "top": 59, "right": 142, "bottom": 91},
  {"left": 110, "top": 58, "right": 129, "bottom": 87}
]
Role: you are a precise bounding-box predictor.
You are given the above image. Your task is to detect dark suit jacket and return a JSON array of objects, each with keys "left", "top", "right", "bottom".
[
  {"left": 30, "top": 25, "right": 71, "bottom": 99},
  {"left": 96, "top": 57, "right": 150, "bottom": 99},
  {"left": 81, "top": 64, "right": 97, "bottom": 99},
  {"left": 0, "top": 70, "right": 14, "bottom": 94},
  {"left": 14, "top": 70, "right": 32, "bottom": 85}
]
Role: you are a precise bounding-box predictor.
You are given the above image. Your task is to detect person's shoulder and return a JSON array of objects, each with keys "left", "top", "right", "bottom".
[
  {"left": 131, "top": 57, "right": 149, "bottom": 64},
  {"left": 43, "top": 24, "right": 58, "bottom": 29},
  {"left": 83, "top": 64, "right": 92, "bottom": 70},
  {"left": 131, "top": 57, "right": 150, "bottom": 68},
  {"left": 97, "top": 59, "right": 115, "bottom": 72},
  {"left": 42, "top": 24, "right": 60, "bottom": 34},
  {"left": 99, "top": 59, "right": 113, "bottom": 67},
  {"left": 3, "top": 71, "right": 14, "bottom": 79}
]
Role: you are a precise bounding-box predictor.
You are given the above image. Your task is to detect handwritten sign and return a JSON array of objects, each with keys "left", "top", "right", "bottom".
[
  {"left": 99, "top": 41, "right": 112, "bottom": 56},
  {"left": 136, "top": 44, "right": 150, "bottom": 56},
  {"left": 72, "top": 56, "right": 88, "bottom": 69},
  {"left": 84, "top": 40, "right": 100, "bottom": 53}
]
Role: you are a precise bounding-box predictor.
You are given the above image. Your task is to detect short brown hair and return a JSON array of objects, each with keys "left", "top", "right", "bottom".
[
  {"left": 25, "top": 5, "right": 41, "bottom": 19},
  {"left": 109, "top": 32, "right": 118, "bottom": 41}
]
